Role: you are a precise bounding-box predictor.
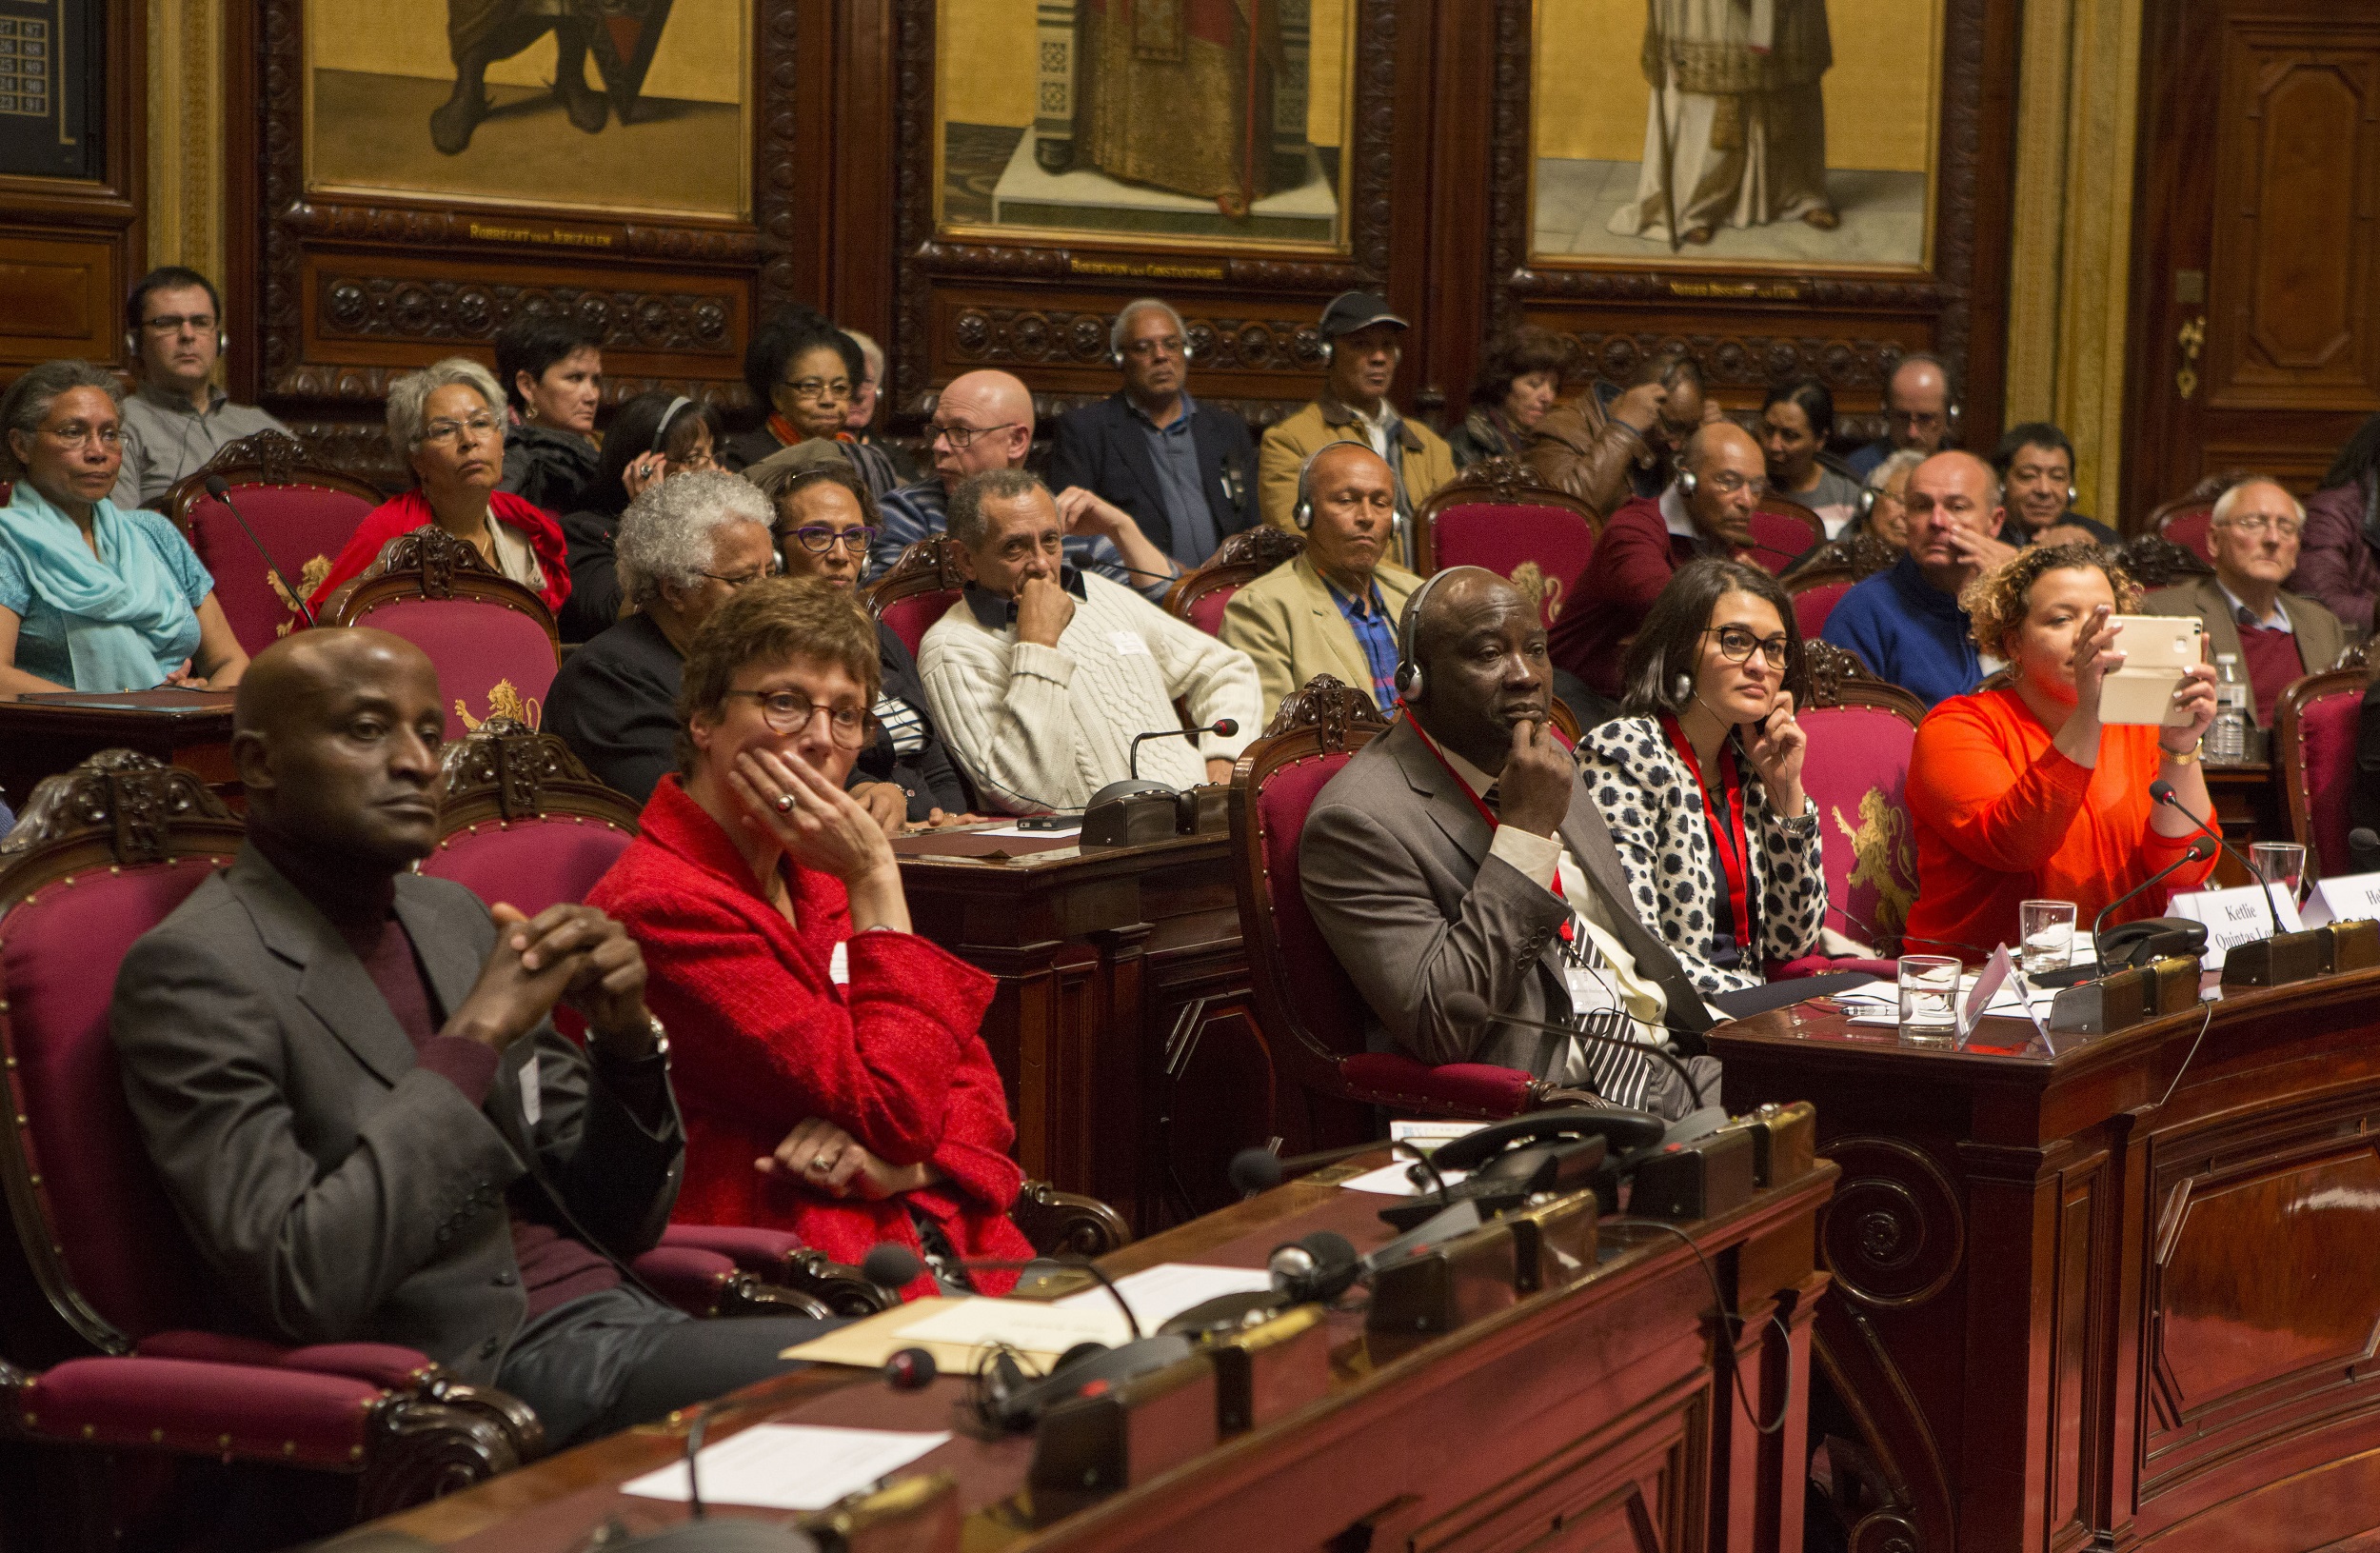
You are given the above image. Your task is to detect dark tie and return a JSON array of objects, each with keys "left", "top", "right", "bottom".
[{"left": 1481, "top": 784, "right": 1500, "bottom": 813}]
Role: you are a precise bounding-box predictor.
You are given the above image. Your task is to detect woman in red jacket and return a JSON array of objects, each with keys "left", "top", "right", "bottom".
[
  {"left": 586, "top": 577, "right": 1029, "bottom": 1300},
  {"left": 1904, "top": 544, "right": 2220, "bottom": 962}
]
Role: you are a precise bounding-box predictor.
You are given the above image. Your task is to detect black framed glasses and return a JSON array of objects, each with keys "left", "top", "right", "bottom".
[
  {"left": 724, "top": 689, "right": 877, "bottom": 747},
  {"left": 1704, "top": 626, "right": 1792, "bottom": 667},
  {"left": 930, "top": 421, "right": 1019, "bottom": 451},
  {"left": 777, "top": 524, "right": 880, "bottom": 555}
]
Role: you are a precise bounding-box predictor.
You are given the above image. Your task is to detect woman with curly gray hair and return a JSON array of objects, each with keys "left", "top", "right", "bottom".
[
  {"left": 0, "top": 359, "right": 248, "bottom": 692},
  {"left": 306, "top": 356, "right": 571, "bottom": 615}
]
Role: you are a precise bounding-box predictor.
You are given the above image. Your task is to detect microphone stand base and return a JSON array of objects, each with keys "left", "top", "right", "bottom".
[{"left": 2219, "top": 930, "right": 2329, "bottom": 990}]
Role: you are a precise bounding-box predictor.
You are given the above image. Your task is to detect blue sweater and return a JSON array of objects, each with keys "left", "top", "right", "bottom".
[{"left": 1820, "top": 554, "right": 1985, "bottom": 708}]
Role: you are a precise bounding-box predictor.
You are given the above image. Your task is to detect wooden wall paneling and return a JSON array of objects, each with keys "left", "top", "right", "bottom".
[
  {"left": 1418, "top": 0, "right": 1494, "bottom": 424},
  {"left": 827, "top": 0, "right": 898, "bottom": 346},
  {"left": 0, "top": 0, "right": 144, "bottom": 378},
  {"left": 889, "top": 0, "right": 1421, "bottom": 428},
  {"left": 1482, "top": 0, "right": 2019, "bottom": 452}
]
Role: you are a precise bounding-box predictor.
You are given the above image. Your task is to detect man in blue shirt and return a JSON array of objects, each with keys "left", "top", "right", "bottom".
[
  {"left": 1044, "top": 299, "right": 1259, "bottom": 572},
  {"left": 1821, "top": 450, "right": 2017, "bottom": 707}
]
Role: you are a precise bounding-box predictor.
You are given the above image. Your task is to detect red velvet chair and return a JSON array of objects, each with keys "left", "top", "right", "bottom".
[
  {"left": 1162, "top": 527, "right": 1305, "bottom": 638},
  {"left": 2149, "top": 468, "right": 2264, "bottom": 565},
  {"left": 2276, "top": 667, "right": 2370, "bottom": 882},
  {"left": 1788, "top": 577, "right": 1855, "bottom": 641},
  {"left": 867, "top": 536, "right": 966, "bottom": 657},
  {"left": 322, "top": 528, "right": 562, "bottom": 743},
  {"left": 1783, "top": 530, "right": 1898, "bottom": 639},
  {"left": 1779, "top": 642, "right": 1925, "bottom": 966},
  {"left": 1229, "top": 675, "right": 1566, "bottom": 1155},
  {"left": 1415, "top": 458, "right": 1598, "bottom": 631},
  {"left": 162, "top": 430, "right": 381, "bottom": 655},
  {"left": 1747, "top": 496, "right": 1825, "bottom": 575}
]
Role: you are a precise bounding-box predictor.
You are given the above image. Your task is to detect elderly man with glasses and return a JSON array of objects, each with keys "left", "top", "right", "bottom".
[
  {"left": 2143, "top": 477, "right": 2342, "bottom": 727},
  {"left": 869, "top": 368, "right": 1182, "bottom": 598}
]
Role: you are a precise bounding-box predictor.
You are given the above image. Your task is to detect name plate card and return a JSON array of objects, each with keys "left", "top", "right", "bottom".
[
  {"left": 2299, "top": 873, "right": 2380, "bottom": 929},
  {"left": 2168, "top": 885, "right": 2303, "bottom": 969}
]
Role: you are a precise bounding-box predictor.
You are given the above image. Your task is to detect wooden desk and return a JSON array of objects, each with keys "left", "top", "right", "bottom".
[
  {"left": 0, "top": 691, "right": 236, "bottom": 813},
  {"left": 338, "top": 1150, "right": 1836, "bottom": 1553},
  {"left": 1709, "top": 969, "right": 2380, "bottom": 1552},
  {"left": 894, "top": 829, "right": 1265, "bottom": 1237}
]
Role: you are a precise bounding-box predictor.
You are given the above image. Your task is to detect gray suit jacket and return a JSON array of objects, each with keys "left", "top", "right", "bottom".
[
  {"left": 110, "top": 846, "right": 684, "bottom": 1384},
  {"left": 1299, "top": 717, "right": 1713, "bottom": 1077},
  {"left": 2141, "top": 575, "right": 2346, "bottom": 721}
]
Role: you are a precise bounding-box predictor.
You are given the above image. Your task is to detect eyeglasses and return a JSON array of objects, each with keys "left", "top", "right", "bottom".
[
  {"left": 142, "top": 313, "right": 217, "bottom": 335},
  {"left": 40, "top": 420, "right": 122, "bottom": 450},
  {"left": 1122, "top": 334, "right": 1185, "bottom": 359},
  {"left": 777, "top": 524, "right": 880, "bottom": 555},
  {"left": 930, "top": 420, "right": 1019, "bottom": 451},
  {"left": 668, "top": 448, "right": 719, "bottom": 472},
  {"left": 2216, "top": 514, "right": 2303, "bottom": 538},
  {"left": 782, "top": 377, "right": 853, "bottom": 404},
  {"left": 699, "top": 565, "right": 780, "bottom": 589},
  {"left": 421, "top": 414, "right": 502, "bottom": 447},
  {"left": 1700, "top": 470, "right": 1769, "bottom": 498},
  {"left": 1704, "top": 626, "right": 1793, "bottom": 667},
  {"left": 724, "top": 689, "right": 878, "bottom": 747}
]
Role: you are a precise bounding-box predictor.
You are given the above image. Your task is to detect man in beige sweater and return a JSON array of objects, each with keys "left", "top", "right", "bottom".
[
  {"left": 1223, "top": 442, "right": 1421, "bottom": 716},
  {"left": 918, "top": 469, "right": 1260, "bottom": 813}
]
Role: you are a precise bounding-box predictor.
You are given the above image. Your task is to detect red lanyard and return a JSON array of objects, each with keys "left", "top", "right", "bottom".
[
  {"left": 1405, "top": 714, "right": 1575, "bottom": 943},
  {"left": 1659, "top": 714, "right": 1752, "bottom": 949}
]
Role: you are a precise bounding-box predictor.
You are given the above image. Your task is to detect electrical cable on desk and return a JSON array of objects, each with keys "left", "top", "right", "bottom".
[{"left": 1604, "top": 1216, "right": 1794, "bottom": 1436}]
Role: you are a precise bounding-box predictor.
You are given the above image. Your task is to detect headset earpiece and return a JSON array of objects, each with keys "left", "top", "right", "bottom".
[
  {"left": 1856, "top": 486, "right": 1876, "bottom": 519},
  {"left": 1678, "top": 469, "right": 1698, "bottom": 499},
  {"left": 1319, "top": 338, "right": 1333, "bottom": 365},
  {"left": 1395, "top": 567, "right": 1458, "bottom": 704},
  {"left": 1670, "top": 672, "right": 1695, "bottom": 708},
  {"left": 2067, "top": 484, "right": 2079, "bottom": 506}
]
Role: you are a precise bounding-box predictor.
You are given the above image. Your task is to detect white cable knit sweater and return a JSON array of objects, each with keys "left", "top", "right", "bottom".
[{"left": 917, "top": 572, "right": 1263, "bottom": 812}]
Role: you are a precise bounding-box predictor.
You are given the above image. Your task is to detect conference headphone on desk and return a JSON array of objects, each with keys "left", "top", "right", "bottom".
[
  {"left": 1394, "top": 567, "right": 1460, "bottom": 703},
  {"left": 1290, "top": 438, "right": 1369, "bottom": 532}
]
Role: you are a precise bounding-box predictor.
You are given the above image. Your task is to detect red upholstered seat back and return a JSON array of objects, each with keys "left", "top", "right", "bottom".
[
  {"left": 1745, "top": 509, "right": 1820, "bottom": 575},
  {"left": 419, "top": 816, "right": 636, "bottom": 916},
  {"left": 1797, "top": 704, "right": 1920, "bottom": 953},
  {"left": 880, "top": 589, "right": 960, "bottom": 658},
  {"left": 1793, "top": 580, "right": 1854, "bottom": 640},
  {"left": 349, "top": 597, "right": 561, "bottom": 742},
  {"left": 1428, "top": 503, "right": 1596, "bottom": 630},
  {"left": 1183, "top": 582, "right": 1242, "bottom": 639},
  {"left": 2158, "top": 506, "right": 2215, "bottom": 565},
  {"left": 2290, "top": 682, "right": 2364, "bottom": 879},
  {"left": 183, "top": 485, "right": 373, "bottom": 654},
  {"left": 1252, "top": 750, "right": 1368, "bottom": 1057},
  {"left": 0, "top": 856, "right": 230, "bottom": 1344}
]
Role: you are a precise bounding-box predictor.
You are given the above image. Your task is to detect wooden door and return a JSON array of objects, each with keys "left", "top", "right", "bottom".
[{"left": 2124, "top": 2, "right": 2380, "bottom": 519}]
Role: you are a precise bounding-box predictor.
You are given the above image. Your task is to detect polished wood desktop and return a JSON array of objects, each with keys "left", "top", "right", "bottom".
[
  {"left": 332, "top": 1148, "right": 1837, "bottom": 1553},
  {"left": 0, "top": 691, "right": 237, "bottom": 815},
  {"left": 893, "top": 826, "right": 1266, "bottom": 1237},
  {"left": 1710, "top": 966, "right": 2380, "bottom": 1553}
]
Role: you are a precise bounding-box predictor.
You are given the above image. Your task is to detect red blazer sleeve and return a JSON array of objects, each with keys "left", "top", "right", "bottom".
[
  {"left": 1908, "top": 698, "right": 2093, "bottom": 874},
  {"left": 626, "top": 886, "right": 994, "bottom": 1167},
  {"left": 1595, "top": 509, "right": 1680, "bottom": 620}
]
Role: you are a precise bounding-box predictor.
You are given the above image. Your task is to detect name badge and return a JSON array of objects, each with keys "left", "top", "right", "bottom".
[
  {"left": 519, "top": 1047, "right": 542, "bottom": 1128},
  {"left": 829, "top": 940, "right": 850, "bottom": 987},
  {"left": 1110, "top": 631, "right": 1151, "bottom": 658},
  {"left": 2167, "top": 884, "right": 2302, "bottom": 969}
]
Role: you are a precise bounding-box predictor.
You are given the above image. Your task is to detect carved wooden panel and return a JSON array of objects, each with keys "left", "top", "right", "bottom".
[
  {"left": 2207, "top": 24, "right": 2380, "bottom": 409},
  {"left": 0, "top": 231, "right": 123, "bottom": 369}
]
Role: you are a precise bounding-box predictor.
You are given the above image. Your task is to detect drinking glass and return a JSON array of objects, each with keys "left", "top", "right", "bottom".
[
  {"left": 1896, "top": 955, "right": 1960, "bottom": 1045},
  {"left": 2018, "top": 900, "right": 2077, "bottom": 975},
  {"left": 2250, "top": 842, "right": 2307, "bottom": 906}
]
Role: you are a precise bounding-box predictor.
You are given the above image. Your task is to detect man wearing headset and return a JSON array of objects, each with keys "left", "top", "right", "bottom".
[
  {"left": 1258, "top": 292, "right": 1456, "bottom": 562},
  {"left": 112, "top": 267, "right": 289, "bottom": 510},
  {"left": 1221, "top": 442, "right": 1421, "bottom": 712},
  {"left": 1845, "top": 354, "right": 1957, "bottom": 481},
  {"left": 1992, "top": 423, "right": 2116, "bottom": 548},
  {"left": 1044, "top": 299, "right": 1259, "bottom": 571},
  {"left": 1299, "top": 566, "right": 1718, "bottom": 1119}
]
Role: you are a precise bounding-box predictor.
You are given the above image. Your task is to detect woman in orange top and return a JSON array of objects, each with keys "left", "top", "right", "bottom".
[{"left": 1904, "top": 544, "right": 2219, "bottom": 962}]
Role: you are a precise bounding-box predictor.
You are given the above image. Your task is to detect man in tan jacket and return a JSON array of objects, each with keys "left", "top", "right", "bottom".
[
  {"left": 1258, "top": 292, "right": 1455, "bottom": 566},
  {"left": 1225, "top": 442, "right": 1422, "bottom": 716}
]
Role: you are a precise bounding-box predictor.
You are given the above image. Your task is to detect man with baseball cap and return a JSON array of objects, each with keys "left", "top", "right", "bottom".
[{"left": 1258, "top": 291, "right": 1455, "bottom": 567}]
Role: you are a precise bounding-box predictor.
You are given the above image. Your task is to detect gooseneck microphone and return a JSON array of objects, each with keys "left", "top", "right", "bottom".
[
  {"left": 1438, "top": 990, "right": 1708, "bottom": 1112},
  {"left": 1228, "top": 1136, "right": 1449, "bottom": 1201},
  {"left": 204, "top": 474, "right": 317, "bottom": 628},
  {"left": 2092, "top": 836, "right": 2217, "bottom": 945},
  {"left": 859, "top": 1242, "right": 1142, "bottom": 1341},
  {"left": 1129, "top": 717, "right": 1240, "bottom": 781},
  {"left": 2150, "top": 779, "right": 2282, "bottom": 937}
]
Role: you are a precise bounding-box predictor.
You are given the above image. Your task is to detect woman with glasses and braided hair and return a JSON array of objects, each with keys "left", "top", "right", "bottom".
[
  {"left": 585, "top": 576, "right": 1034, "bottom": 1302},
  {"left": 1578, "top": 558, "right": 1827, "bottom": 995}
]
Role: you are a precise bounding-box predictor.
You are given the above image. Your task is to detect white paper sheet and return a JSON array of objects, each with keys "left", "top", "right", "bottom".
[
  {"left": 897, "top": 1295, "right": 1129, "bottom": 1355},
  {"left": 1340, "top": 1160, "right": 1476, "bottom": 1196},
  {"left": 1388, "top": 1120, "right": 1485, "bottom": 1147},
  {"left": 621, "top": 1424, "right": 949, "bottom": 1510},
  {"left": 969, "top": 821, "right": 1081, "bottom": 838},
  {"left": 1053, "top": 1263, "right": 1276, "bottom": 1331}
]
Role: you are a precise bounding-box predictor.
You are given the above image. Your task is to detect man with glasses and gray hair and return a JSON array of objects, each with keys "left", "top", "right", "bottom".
[
  {"left": 1044, "top": 298, "right": 1259, "bottom": 571},
  {"left": 113, "top": 266, "right": 289, "bottom": 510},
  {"left": 869, "top": 368, "right": 1181, "bottom": 597},
  {"left": 2144, "top": 477, "right": 2342, "bottom": 727}
]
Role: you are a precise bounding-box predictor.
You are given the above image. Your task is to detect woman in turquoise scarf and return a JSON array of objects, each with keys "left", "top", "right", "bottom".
[{"left": 0, "top": 361, "right": 248, "bottom": 694}]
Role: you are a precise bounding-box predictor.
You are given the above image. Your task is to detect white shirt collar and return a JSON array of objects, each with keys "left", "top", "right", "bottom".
[
  {"left": 1437, "top": 740, "right": 1497, "bottom": 800},
  {"left": 1659, "top": 482, "right": 1696, "bottom": 539},
  {"left": 2217, "top": 581, "right": 2291, "bottom": 634}
]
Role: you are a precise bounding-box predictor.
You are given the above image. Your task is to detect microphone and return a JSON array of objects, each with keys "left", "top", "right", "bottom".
[
  {"left": 1439, "top": 990, "right": 1708, "bottom": 1112},
  {"left": 2092, "top": 836, "right": 2216, "bottom": 945},
  {"left": 204, "top": 474, "right": 316, "bottom": 628},
  {"left": 859, "top": 1242, "right": 1141, "bottom": 1341},
  {"left": 1129, "top": 718, "right": 1240, "bottom": 781},
  {"left": 2352, "top": 826, "right": 2380, "bottom": 872},
  {"left": 2150, "top": 779, "right": 2281, "bottom": 937},
  {"left": 1228, "top": 1136, "right": 1449, "bottom": 1201}
]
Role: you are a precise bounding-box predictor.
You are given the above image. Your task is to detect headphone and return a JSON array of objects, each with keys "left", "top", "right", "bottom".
[
  {"left": 1109, "top": 300, "right": 1195, "bottom": 368},
  {"left": 1290, "top": 438, "right": 1370, "bottom": 531},
  {"left": 1890, "top": 351, "right": 1963, "bottom": 431},
  {"left": 651, "top": 395, "right": 693, "bottom": 454},
  {"left": 1395, "top": 567, "right": 1461, "bottom": 703},
  {"left": 1677, "top": 469, "right": 1698, "bottom": 499}
]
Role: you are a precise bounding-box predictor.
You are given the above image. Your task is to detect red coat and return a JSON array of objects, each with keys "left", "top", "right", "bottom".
[
  {"left": 308, "top": 488, "right": 572, "bottom": 616},
  {"left": 586, "top": 777, "right": 1030, "bottom": 1299}
]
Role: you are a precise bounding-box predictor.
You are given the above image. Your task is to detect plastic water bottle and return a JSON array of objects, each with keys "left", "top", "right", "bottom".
[{"left": 2207, "top": 654, "right": 2248, "bottom": 764}]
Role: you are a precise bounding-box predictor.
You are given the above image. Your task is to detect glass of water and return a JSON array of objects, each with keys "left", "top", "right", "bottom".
[
  {"left": 2018, "top": 900, "right": 2077, "bottom": 975},
  {"left": 2250, "top": 842, "right": 2306, "bottom": 906},
  {"left": 1897, "top": 955, "right": 1960, "bottom": 1045}
]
